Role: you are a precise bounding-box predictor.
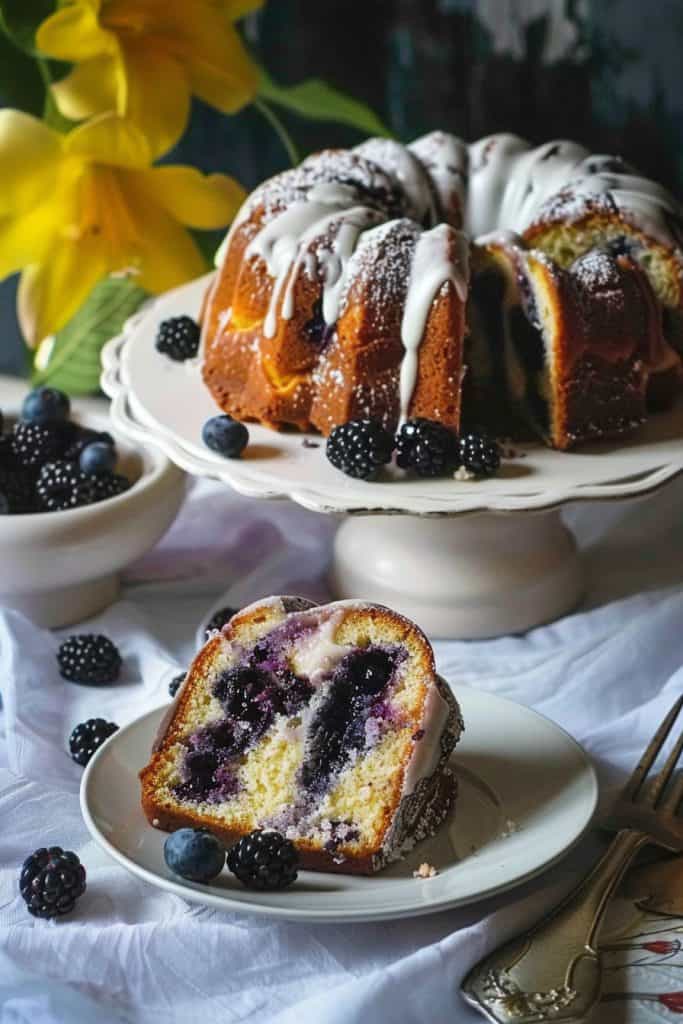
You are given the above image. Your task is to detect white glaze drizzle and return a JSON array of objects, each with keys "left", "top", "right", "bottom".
[
  {"left": 401, "top": 680, "right": 453, "bottom": 797},
  {"left": 209, "top": 134, "right": 682, "bottom": 377},
  {"left": 409, "top": 131, "right": 469, "bottom": 225},
  {"left": 290, "top": 608, "right": 349, "bottom": 687},
  {"left": 398, "top": 224, "right": 469, "bottom": 422},
  {"left": 355, "top": 137, "right": 437, "bottom": 225},
  {"left": 245, "top": 182, "right": 382, "bottom": 338},
  {"left": 465, "top": 133, "right": 682, "bottom": 245}
]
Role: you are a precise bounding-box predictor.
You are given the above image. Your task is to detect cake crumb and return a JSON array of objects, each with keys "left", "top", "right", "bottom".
[
  {"left": 413, "top": 862, "right": 438, "bottom": 879},
  {"left": 152, "top": 818, "right": 160, "bottom": 827},
  {"left": 500, "top": 818, "right": 520, "bottom": 838},
  {"left": 454, "top": 466, "right": 475, "bottom": 482}
]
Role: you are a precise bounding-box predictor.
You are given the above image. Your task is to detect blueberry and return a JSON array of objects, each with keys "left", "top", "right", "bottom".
[
  {"left": 202, "top": 416, "right": 249, "bottom": 459},
  {"left": 79, "top": 441, "right": 116, "bottom": 475},
  {"left": 212, "top": 665, "right": 272, "bottom": 732},
  {"left": 22, "top": 387, "right": 70, "bottom": 425},
  {"left": 342, "top": 648, "right": 396, "bottom": 697},
  {"left": 163, "top": 828, "right": 225, "bottom": 882}
]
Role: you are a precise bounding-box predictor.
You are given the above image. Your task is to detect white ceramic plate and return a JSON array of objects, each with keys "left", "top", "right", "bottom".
[
  {"left": 100, "top": 274, "right": 683, "bottom": 517},
  {"left": 80, "top": 685, "right": 598, "bottom": 923}
]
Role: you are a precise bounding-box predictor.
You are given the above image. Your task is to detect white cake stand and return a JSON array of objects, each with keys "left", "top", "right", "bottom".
[{"left": 101, "top": 274, "right": 683, "bottom": 640}]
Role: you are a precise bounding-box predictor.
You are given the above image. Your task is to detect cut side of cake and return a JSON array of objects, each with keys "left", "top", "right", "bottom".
[
  {"left": 140, "top": 597, "right": 462, "bottom": 875},
  {"left": 470, "top": 234, "right": 668, "bottom": 449}
]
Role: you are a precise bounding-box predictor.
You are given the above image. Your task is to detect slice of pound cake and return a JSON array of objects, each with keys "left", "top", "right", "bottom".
[{"left": 141, "top": 597, "right": 463, "bottom": 874}]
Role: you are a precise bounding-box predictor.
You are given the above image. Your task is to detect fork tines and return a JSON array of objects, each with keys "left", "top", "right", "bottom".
[{"left": 623, "top": 694, "right": 683, "bottom": 810}]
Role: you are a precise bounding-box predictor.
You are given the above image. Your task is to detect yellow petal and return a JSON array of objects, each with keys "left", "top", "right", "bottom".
[
  {"left": 183, "top": 23, "right": 259, "bottom": 113},
  {"left": 0, "top": 206, "right": 56, "bottom": 279},
  {"left": 64, "top": 113, "right": 151, "bottom": 169},
  {"left": 36, "top": 2, "right": 115, "bottom": 62},
  {"left": 0, "top": 111, "right": 61, "bottom": 217},
  {"left": 129, "top": 166, "right": 245, "bottom": 229},
  {"left": 121, "top": 176, "right": 207, "bottom": 293},
  {"left": 121, "top": 43, "right": 191, "bottom": 158},
  {"left": 17, "top": 234, "right": 108, "bottom": 347},
  {"left": 51, "top": 54, "right": 123, "bottom": 122}
]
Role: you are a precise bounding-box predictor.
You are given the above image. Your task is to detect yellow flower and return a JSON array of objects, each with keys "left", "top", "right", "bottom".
[
  {"left": 0, "top": 109, "right": 245, "bottom": 346},
  {"left": 37, "top": 0, "right": 263, "bottom": 157}
]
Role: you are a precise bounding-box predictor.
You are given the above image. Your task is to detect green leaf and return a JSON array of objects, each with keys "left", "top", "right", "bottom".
[
  {"left": 0, "top": 0, "right": 55, "bottom": 54},
  {"left": 0, "top": 30, "right": 45, "bottom": 113},
  {"left": 32, "top": 276, "right": 148, "bottom": 396},
  {"left": 258, "top": 69, "right": 392, "bottom": 138}
]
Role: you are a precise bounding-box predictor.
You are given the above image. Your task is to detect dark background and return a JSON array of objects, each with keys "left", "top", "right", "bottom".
[{"left": 2, "top": 0, "right": 682, "bottom": 377}]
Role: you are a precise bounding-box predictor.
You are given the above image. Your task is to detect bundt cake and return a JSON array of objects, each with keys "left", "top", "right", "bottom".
[
  {"left": 201, "top": 132, "right": 683, "bottom": 449},
  {"left": 141, "top": 596, "right": 462, "bottom": 875}
]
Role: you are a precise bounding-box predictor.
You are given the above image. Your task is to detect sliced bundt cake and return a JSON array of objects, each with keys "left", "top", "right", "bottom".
[{"left": 200, "top": 132, "right": 683, "bottom": 449}]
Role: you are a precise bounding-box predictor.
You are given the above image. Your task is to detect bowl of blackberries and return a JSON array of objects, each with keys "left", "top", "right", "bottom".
[{"left": 0, "top": 384, "right": 186, "bottom": 628}]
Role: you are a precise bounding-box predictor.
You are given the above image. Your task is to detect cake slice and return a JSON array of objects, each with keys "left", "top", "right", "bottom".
[{"left": 140, "top": 597, "right": 462, "bottom": 875}]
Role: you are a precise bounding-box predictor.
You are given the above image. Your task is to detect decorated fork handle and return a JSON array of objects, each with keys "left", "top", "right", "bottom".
[{"left": 461, "top": 829, "right": 649, "bottom": 1023}]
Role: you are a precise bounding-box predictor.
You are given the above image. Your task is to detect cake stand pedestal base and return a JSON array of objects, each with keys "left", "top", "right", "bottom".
[
  {"left": 330, "top": 510, "right": 583, "bottom": 640},
  {"left": 0, "top": 574, "right": 121, "bottom": 630}
]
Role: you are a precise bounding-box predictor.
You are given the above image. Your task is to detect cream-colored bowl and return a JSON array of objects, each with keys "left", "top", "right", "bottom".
[{"left": 0, "top": 381, "right": 186, "bottom": 628}]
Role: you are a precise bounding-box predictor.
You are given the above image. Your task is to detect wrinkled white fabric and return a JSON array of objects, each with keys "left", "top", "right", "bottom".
[{"left": 1, "top": 474, "right": 682, "bottom": 1024}]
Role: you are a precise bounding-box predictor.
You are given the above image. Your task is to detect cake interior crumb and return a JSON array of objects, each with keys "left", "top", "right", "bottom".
[{"left": 413, "top": 862, "right": 438, "bottom": 879}]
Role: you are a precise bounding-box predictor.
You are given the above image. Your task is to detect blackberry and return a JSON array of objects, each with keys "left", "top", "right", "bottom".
[
  {"left": 395, "top": 418, "right": 458, "bottom": 477},
  {"left": 326, "top": 419, "right": 393, "bottom": 480},
  {"left": 12, "top": 421, "right": 61, "bottom": 467},
  {"left": 57, "top": 634, "right": 122, "bottom": 685},
  {"left": 0, "top": 465, "right": 37, "bottom": 514},
  {"left": 204, "top": 605, "right": 237, "bottom": 636},
  {"left": 227, "top": 830, "right": 298, "bottom": 890},
  {"left": 0, "top": 432, "right": 14, "bottom": 468},
  {"left": 156, "top": 316, "right": 200, "bottom": 361},
  {"left": 89, "top": 471, "right": 130, "bottom": 503},
  {"left": 21, "top": 387, "right": 70, "bottom": 425},
  {"left": 202, "top": 415, "right": 249, "bottom": 458},
  {"left": 19, "top": 847, "right": 86, "bottom": 918},
  {"left": 37, "top": 461, "right": 94, "bottom": 512},
  {"left": 458, "top": 432, "right": 501, "bottom": 478},
  {"left": 169, "top": 673, "right": 185, "bottom": 698},
  {"left": 68, "top": 718, "right": 119, "bottom": 766}
]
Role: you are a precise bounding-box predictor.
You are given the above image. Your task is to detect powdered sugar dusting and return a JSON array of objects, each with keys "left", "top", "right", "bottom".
[
  {"left": 247, "top": 149, "right": 408, "bottom": 223},
  {"left": 570, "top": 248, "right": 623, "bottom": 292},
  {"left": 339, "top": 218, "right": 420, "bottom": 318}
]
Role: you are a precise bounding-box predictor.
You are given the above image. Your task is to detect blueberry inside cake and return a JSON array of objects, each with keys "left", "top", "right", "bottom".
[{"left": 140, "top": 597, "right": 462, "bottom": 874}]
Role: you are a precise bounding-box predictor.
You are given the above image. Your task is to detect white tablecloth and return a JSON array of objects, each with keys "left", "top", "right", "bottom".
[{"left": 1, "top": 472, "right": 683, "bottom": 1024}]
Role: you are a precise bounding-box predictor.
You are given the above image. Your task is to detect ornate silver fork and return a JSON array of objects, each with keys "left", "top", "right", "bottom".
[{"left": 462, "top": 694, "right": 683, "bottom": 1024}]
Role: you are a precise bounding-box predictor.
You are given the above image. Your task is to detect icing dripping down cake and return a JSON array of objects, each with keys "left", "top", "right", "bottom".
[
  {"left": 201, "top": 132, "right": 683, "bottom": 450},
  {"left": 140, "top": 597, "right": 462, "bottom": 875}
]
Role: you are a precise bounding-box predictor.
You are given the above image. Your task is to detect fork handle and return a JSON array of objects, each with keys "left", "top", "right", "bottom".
[{"left": 462, "top": 829, "right": 648, "bottom": 1023}]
